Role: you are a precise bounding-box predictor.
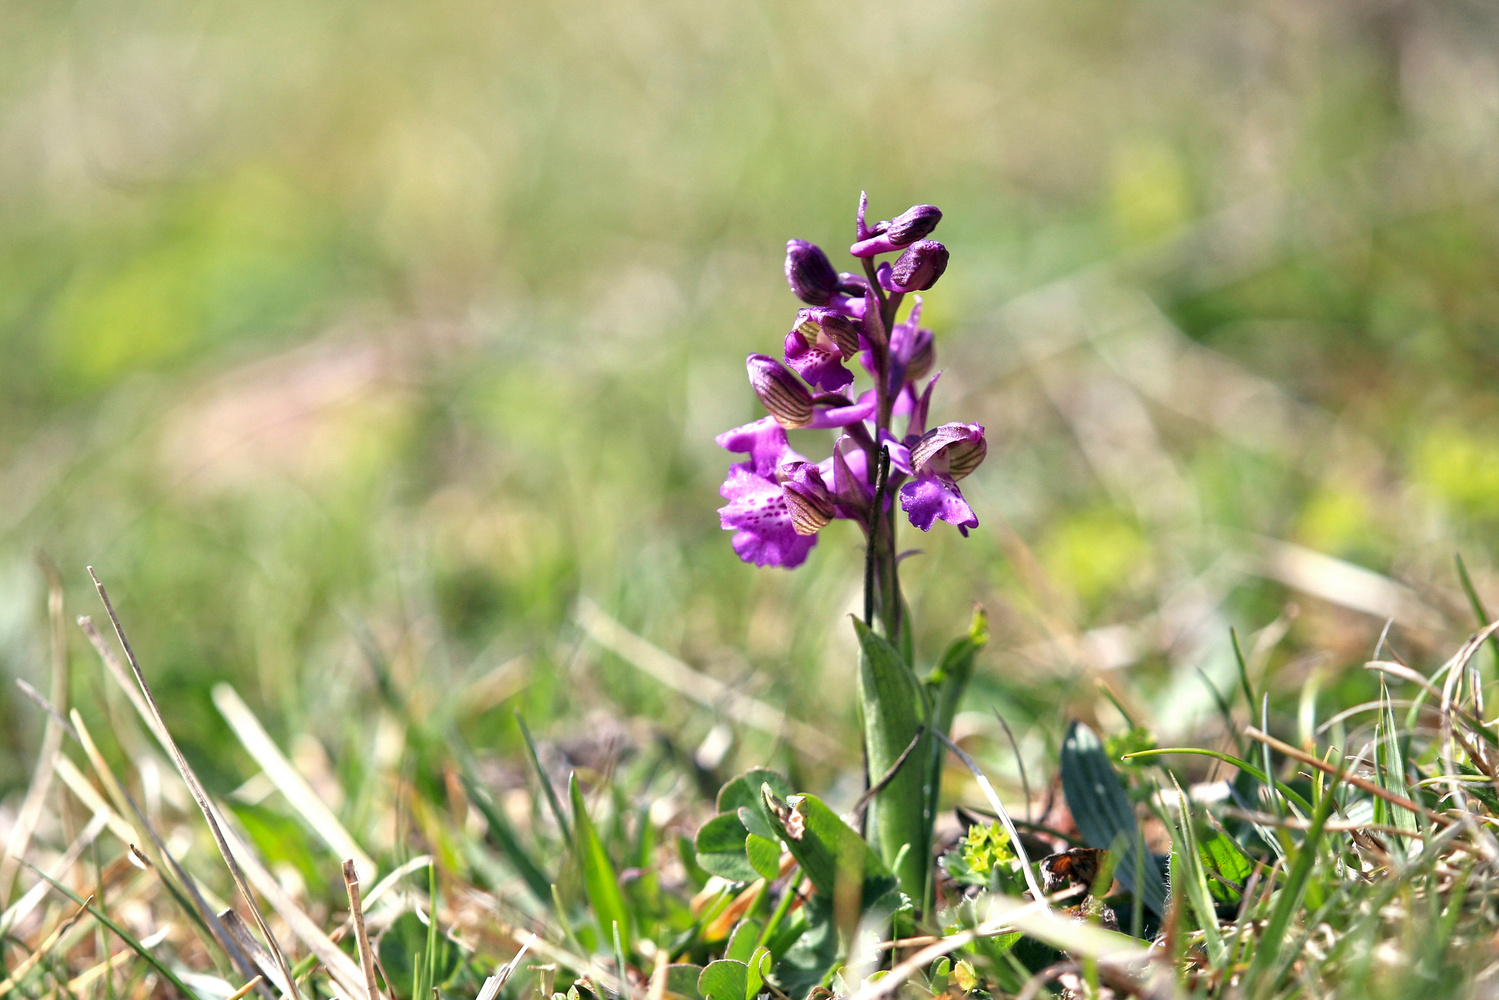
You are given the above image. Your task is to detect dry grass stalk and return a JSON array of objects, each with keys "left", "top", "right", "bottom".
[
  {"left": 85, "top": 567, "right": 304, "bottom": 1000},
  {"left": 343, "top": 859, "right": 382, "bottom": 1000},
  {"left": 0, "top": 561, "right": 70, "bottom": 907}
]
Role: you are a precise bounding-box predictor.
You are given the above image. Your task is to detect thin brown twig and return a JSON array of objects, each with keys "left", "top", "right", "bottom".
[
  {"left": 1243, "top": 726, "right": 1456, "bottom": 828},
  {"left": 343, "top": 860, "right": 381, "bottom": 1000},
  {"left": 851, "top": 728, "right": 924, "bottom": 820}
]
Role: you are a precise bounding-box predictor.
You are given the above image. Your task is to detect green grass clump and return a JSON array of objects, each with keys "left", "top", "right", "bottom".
[{"left": 3, "top": 564, "right": 1499, "bottom": 1000}]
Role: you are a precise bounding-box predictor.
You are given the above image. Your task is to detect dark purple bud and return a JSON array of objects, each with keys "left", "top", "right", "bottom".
[
  {"left": 747, "top": 353, "right": 813, "bottom": 428},
  {"left": 911, "top": 422, "right": 987, "bottom": 481},
  {"left": 885, "top": 204, "right": 942, "bottom": 245},
  {"left": 779, "top": 463, "right": 836, "bottom": 535},
  {"left": 836, "top": 272, "right": 869, "bottom": 297},
  {"left": 784, "top": 240, "right": 839, "bottom": 306},
  {"left": 886, "top": 240, "right": 949, "bottom": 292}
]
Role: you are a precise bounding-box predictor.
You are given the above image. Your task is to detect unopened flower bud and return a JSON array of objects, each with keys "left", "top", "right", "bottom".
[
  {"left": 784, "top": 240, "right": 839, "bottom": 306},
  {"left": 911, "top": 422, "right": 986, "bottom": 480},
  {"left": 851, "top": 203, "right": 944, "bottom": 256},
  {"left": 747, "top": 353, "right": 813, "bottom": 428},
  {"left": 836, "top": 272, "right": 869, "bottom": 297},
  {"left": 885, "top": 204, "right": 942, "bottom": 244},
  {"left": 780, "top": 466, "right": 836, "bottom": 535},
  {"left": 884, "top": 240, "right": 949, "bottom": 292}
]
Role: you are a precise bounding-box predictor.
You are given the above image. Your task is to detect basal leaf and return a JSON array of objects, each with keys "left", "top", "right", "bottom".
[
  {"left": 1059, "top": 721, "right": 1167, "bottom": 917},
  {"left": 852, "top": 617, "right": 931, "bottom": 902}
]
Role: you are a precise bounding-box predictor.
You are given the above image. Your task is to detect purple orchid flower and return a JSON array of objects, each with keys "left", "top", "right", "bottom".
[
  {"left": 716, "top": 193, "right": 987, "bottom": 572},
  {"left": 715, "top": 418, "right": 819, "bottom": 568},
  {"left": 899, "top": 421, "right": 986, "bottom": 535},
  {"left": 784, "top": 308, "right": 863, "bottom": 392}
]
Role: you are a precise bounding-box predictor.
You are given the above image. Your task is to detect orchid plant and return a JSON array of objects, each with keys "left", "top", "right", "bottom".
[
  {"left": 708, "top": 194, "right": 989, "bottom": 917},
  {"left": 717, "top": 193, "right": 986, "bottom": 635}
]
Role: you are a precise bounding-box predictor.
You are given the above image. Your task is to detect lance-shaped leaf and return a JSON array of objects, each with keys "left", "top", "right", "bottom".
[
  {"left": 1059, "top": 722, "right": 1167, "bottom": 917},
  {"left": 853, "top": 618, "right": 931, "bottom": 902},
  {"left": 569, "top": 773, "right": 631, "bottom": 947},
  {"left": 761, "top": 786, "right": 897, "bottom": 907}
]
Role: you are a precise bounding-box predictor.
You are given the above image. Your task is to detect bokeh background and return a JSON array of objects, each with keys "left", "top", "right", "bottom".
[{"left": 5, "top": 0, "right": 1499, "bottom": 796}]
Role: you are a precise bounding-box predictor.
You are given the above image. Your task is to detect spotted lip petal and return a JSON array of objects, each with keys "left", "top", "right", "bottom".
[
  {"left": 899, "top": 473, "right": 977, "bottom": 535},
  {"left": 715, "top": 417, "right": 802, "bottom": 476},
  {"left": 719, "top": 466, "right": 819, "bottom": 567},
  {"left": 785, "top": 308, "right": 863, "bottom": 392}
]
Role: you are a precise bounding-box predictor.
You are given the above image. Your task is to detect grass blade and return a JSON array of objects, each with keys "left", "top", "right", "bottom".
[{"left": 569, "top": 772, "right": 632, "bottom": 949}]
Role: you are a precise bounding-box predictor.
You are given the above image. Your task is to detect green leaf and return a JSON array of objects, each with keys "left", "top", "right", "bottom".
[
  {"left": 377, "top": 912, "right": 459, "bottom": 1000},
  {"left": 664, "top": 965, "right": 706, "bottom": 1000},
  {"left": 724, "top": 918, "right": 762, "bottom": 963},
  {"left": 569, "top": 773, "right": 631, "bottom": 947},
  {"left": 517, "top": 712, "right": 572, "bottom": 848},
  {"left": 698, "top": 960, "right": 749, "bottom": 1000},
  {"left": 1059, "top": 722, "right": 1167, "bottom": 917},
  {"left": 745, "top": 833, "right": 782, "bottom": 882},
  {"left": 1121, "top": 747, "right": 1314, "bottom": 815},
  {"left": 852, "top": 617, "right": 931, "bottom": 902},
  {"left": 1167, "top": 780, "right": 1226, "bottom": 966},
  {"left": 761, "top": 785, "right": 896, "bottom": 907},
  {"left": 1198, "top": 824, "right": 1253, "bottom": 902},
  {"left": 774, "top": 896, "right": 839, "bottom": 997},
  {"left": 695, "top": 812, "right": 757, "bottom": 882},
  {"left": 718, "top": 769, "right": 795, "bottom": 841},
  {"left": 746, "top": 946, "right": 772, "bottom": 999},
  {"left": 1245, "top": 773, "right": 1339, "bottom": 993}
]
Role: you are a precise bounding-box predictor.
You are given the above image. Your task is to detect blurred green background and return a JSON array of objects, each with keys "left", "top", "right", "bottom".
[{"left": 5, "top": 0, "right": 1499, "bottom": 793}]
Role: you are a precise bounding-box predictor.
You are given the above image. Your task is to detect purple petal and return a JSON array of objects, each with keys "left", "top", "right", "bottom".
[
  {"left": 783, "top": 329, "right": 853, "bottom": 392},
  {"left": 715, "top": 417, "right": 801, "bottom": 477},
  {"left": 718, "top": 466, "right": 818, "bottom": 568},
  {"left": 810, "top": 392, "right": 877, "bottom": 428},
  {"left": 899, "top": 473, "right": 978, "bottom": 533}
]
